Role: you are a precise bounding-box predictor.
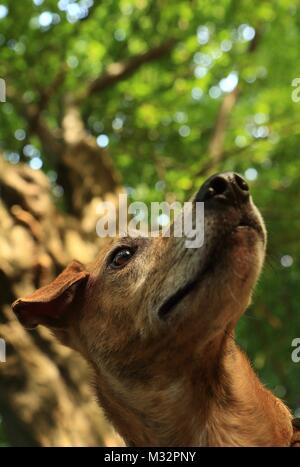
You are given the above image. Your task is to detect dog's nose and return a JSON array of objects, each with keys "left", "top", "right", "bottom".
[{"left": 196, "top": 172, "right": 250, "bottom": 205}]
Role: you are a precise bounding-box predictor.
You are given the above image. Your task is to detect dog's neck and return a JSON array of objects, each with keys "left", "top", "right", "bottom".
[{"left": 92, "top": 334, "right": 292, "bottom": 447}]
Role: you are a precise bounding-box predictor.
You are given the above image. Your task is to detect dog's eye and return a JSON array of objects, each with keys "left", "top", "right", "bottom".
[{"left": 110, "top": 248, "right": 134, "bottom": 269}]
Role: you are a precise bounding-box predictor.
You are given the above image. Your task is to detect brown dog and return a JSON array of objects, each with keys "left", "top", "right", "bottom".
[{"left": 12, "top": 172, "right": 293, "bottom": 446}]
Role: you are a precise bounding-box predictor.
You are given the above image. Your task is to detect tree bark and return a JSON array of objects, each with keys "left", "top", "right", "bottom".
[{"left": 0, "top": 157, "right": 122, "bottom": 446}]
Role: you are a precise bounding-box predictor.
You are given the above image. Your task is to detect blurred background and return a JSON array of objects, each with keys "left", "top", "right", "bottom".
[{"left": 0, "top": 0, "right": 300, "bottom": 447}]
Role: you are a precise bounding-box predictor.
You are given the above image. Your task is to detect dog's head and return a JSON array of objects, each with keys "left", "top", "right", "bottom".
[{"left": 12, "top": 172, "right": 266, "bottom": 377}]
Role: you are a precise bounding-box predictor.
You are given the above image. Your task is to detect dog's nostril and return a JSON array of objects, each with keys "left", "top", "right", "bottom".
[
  {"left": 200, "top": 175, "right": 230, "bottom": 202},
  {"left": 234, "top": 174, "right": 249, "bottom": 193},
  {"left": 204, "top": 186, "right": 216, "bottom": 200},
  {"left": 209, "top": 176, "right": 228, "bottom": 196}
]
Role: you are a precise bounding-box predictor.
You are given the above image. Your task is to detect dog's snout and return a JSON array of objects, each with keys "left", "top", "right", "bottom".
[{"left": 196, "top": 172, "right": 250, "bottom": 205}]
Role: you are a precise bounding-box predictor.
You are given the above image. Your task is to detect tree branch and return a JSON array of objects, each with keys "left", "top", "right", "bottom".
[
  {"left": 26, "top": 106, "right": 64, "bottom": 158},
  {"left": 84, "top": 38, "right": 177, "bottom": 98},
  {"left": 6, "top": 86, "right": 64, "bottom": 159},
  {"left": 37, "top": 64, "right": 68, "bottom": 113},
  {"left": 207, "top": 87, "right": 239, "bottom": 165},
  {"left": 197, "top": 31, "right": 262, "bottom": 177}
]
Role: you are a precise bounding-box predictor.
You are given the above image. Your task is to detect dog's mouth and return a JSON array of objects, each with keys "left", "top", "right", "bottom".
[
  {"left": 158, "top": 276, "right": 200, "bottom": 320},
  {"left": 158, "top": 214, "right": 264, "bottom": 320},
  {"left": 235, "top": 214, "right": 264, "bottom": 236}
]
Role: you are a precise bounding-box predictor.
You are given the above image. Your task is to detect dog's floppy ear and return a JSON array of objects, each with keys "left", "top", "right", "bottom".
[{"left": 12, "top": 260, "right": 89, "bottom": 330}]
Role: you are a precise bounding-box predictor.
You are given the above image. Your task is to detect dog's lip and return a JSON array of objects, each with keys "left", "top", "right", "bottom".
[
  {"left": 235, "top": 215, "right": 264, "bottom": 238},
  {"left": 158, "top": 277, "right": 199, "bottom": 320},
  {"left": 158, "top": 257, "right": 215, "bottom": 321}
]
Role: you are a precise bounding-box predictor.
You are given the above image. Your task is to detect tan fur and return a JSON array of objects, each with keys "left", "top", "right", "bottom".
[{"left": 12, "top": 183, "right": 293, "bottom": 446}]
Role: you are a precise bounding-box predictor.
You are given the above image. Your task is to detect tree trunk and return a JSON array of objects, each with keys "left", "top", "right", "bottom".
[{"left": 0, "top": 156, "right": 123, "bottom": 446}]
